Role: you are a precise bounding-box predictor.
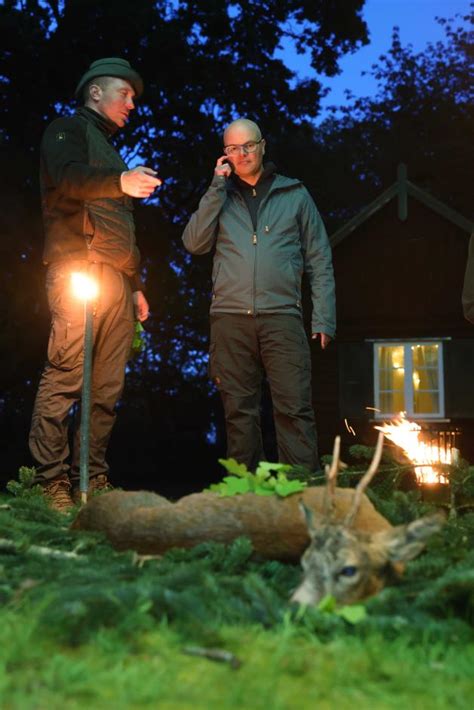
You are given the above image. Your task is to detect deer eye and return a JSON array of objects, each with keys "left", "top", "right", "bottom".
[{"left": 340, "top": 565, "right": 358, "bottom": 577}]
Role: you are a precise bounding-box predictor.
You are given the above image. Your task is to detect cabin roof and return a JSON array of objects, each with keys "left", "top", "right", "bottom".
[{"left": 330, "top": 164, "right": 474, "bottom": 249}]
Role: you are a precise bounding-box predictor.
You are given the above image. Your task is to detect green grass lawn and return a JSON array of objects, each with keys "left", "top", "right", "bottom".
[
  {"left": 0, "top": 491, "right": 473, "bottom": 709},
  {"left": 1, "top": 611, "right": 473, "bottom": 709}
]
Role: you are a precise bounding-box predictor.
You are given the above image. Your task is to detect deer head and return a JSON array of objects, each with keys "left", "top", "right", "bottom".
[{"left": 291, "top": 432, "right": 445, "bottom": 606}]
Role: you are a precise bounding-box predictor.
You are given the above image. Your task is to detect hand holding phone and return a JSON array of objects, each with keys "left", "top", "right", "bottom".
[{"left": 214, "top": 155, "right": 233, "bottom": 178}]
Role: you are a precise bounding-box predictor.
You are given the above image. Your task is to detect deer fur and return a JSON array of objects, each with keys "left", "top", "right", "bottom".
[{"left": 71, "top": 485, "right": 390, "bottom": 562}]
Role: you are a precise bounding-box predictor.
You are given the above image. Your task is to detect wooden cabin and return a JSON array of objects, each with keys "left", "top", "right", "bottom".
[{"left": 312, "top": 165, "right": 474, "bottom": 464}]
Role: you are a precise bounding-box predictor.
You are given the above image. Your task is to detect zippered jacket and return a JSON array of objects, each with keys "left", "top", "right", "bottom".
[
  {"left": 182, "top": 172, "right": 336, "bottom": 337},
  {"left": 40, "top": 106, "right": 142, "bottom": 289}
]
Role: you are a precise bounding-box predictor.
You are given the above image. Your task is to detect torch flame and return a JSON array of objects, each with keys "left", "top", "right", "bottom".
[
  {"left": 375, "top": 413, "right": 449, "bottom": 485},
  {"left": 71, "top": 272, "right": 99, "bottom": 301}
]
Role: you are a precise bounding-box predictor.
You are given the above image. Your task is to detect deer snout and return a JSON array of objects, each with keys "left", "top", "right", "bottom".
[{"left": 290, "top": 580, "right": 323, "bottom": 606}]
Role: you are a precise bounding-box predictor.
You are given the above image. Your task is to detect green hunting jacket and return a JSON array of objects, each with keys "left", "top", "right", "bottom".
[
  {"left": 40, "top": 107, "right": 143, "bottom": 290},
  {"left": 182, "top": 171, "right": 336, "bottom": 337}
]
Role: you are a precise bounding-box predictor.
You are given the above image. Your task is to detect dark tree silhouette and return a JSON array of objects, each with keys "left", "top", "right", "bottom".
[
  {"left": 289, "top": 15, "right": 473, "bottom": 229},
  {"left": 0, "top": 0, "right": 368, "bottom": 491}
]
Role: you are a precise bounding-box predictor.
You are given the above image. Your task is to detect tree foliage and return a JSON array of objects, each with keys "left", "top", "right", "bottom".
[{"left": 300, "top": 15, "right": 473, "bottom": 229}]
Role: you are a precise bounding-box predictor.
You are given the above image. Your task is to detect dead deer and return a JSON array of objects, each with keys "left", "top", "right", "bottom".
[
  {"left": 72, "top": 433, "right": 444, "bottom": 606},
  {"left": 290, "top": 432, "right": 445, "bottom": 606}
]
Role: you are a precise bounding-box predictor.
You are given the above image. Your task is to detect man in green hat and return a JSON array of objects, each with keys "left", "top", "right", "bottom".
[{"left": 29, "top": 58, "right": 161, "bottom": 511}]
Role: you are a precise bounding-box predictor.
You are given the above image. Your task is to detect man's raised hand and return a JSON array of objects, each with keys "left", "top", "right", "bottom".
[
  {"left": 121, "top": 166, "right": 161, "bottom": 198},
  {"left": 214, "top": 156, "right": 233, "bottom": 178}
]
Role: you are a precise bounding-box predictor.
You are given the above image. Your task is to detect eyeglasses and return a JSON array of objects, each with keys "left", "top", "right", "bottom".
[{"left": 223, "top": 139, "right": 263, "bottom": 157}]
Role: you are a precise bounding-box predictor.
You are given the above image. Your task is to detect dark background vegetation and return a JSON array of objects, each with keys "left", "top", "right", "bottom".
[{"left": 0, "top": 1, "right": 472, "bottom": 496}]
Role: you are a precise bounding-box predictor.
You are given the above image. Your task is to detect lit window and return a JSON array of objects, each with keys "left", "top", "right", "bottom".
[{"left": 374, "top": 342, "right": 444, "bottom": 418}]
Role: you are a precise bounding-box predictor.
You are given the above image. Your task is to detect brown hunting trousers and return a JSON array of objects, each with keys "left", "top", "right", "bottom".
[
  {"left": 29, "top": 260, "right": 134, "bottom": 483},
  {"left": 209, "top": 313, "right": 319, "bottom": 473}
]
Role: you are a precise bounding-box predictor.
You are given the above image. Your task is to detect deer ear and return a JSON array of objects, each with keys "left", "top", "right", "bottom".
[
  {"left": 299, "top": 501, "right": 317, "bottom": 535},
  {"left": 374, "top": 512, "right": 446, "bottom": 562}
]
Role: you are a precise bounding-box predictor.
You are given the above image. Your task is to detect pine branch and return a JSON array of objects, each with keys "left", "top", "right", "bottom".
[{"left": 0, "top": 538, "right": 84, "bottom": 561}]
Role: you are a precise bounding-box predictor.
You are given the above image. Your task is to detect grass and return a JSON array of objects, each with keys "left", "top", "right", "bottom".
[
  {"left": 0, "top": 490, "right": 473, "bottom": 709},
  {"left": 1, "top": 607, "right": 473, "bottom": 710}
]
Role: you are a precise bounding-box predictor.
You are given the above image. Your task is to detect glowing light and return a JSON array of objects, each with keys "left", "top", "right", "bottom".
[
  {"left": 375, "top": 412, "right": 450, "bottom": 485},
  {"left": 71, "top": 272, "right": 99, "bottom": 301}
]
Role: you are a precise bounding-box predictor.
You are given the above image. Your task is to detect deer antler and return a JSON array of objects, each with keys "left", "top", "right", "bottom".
[
  {"left": 344, "top": 431, "right": 385, "bottom": 527},
  {"left": 323, "top": 435, "right": 341, "bottom": 519}
]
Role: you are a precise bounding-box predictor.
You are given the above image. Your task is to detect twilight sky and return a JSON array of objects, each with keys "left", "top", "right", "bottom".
[{"left": 278, "top": 0, "right": 471, "bottom": 122}]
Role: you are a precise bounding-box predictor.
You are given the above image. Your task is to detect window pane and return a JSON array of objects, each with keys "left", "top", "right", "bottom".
[
  {"left": 412, "top": 368, "right": 439, "bottom": 390},
  {"left": 379, "top": 345, "right": 404, "bottom": 370},
  {"left": 380, "top": 390, "right": 405, "bottom": 413},
  {"left": 411, "top": 344, "right": 439, "bottom": 368},
  {"left": 380, "top": 368, "right": 405, "bottom": 390},
  {"left": 414, "top": 391, "right": 439, "bottom": 414},
  {"left": 378, "top": 346, "right": 405, "bottom": 413}
]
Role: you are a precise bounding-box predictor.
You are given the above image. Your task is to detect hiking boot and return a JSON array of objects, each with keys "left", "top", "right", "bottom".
[
  {"left": 41, "top": 475, "right": 74, "bottom": 513},
  {"left": 72, "top": 474, "right": 113, "bottom": 505}
]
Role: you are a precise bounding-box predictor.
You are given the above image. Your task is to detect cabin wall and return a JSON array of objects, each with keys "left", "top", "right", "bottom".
[{"left": 311, "top": 197, "right": 474, "bottom": 463}]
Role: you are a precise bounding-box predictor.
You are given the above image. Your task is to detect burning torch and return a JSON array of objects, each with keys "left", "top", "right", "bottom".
[{"left": 71, "top": 271, "right": 99, "bottom": 504}]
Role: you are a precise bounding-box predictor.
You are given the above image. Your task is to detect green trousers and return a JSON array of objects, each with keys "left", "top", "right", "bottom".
[
  {"left": 209, "top": 313, "right": 319, "bottom": 472},
  {"left": 29, "top": 261, "right": 134, "bottom": 483}
]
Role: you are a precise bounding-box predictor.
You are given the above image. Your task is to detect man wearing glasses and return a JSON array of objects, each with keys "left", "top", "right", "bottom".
[{"left": 182, "top": 118, "right": 335, "bottom": 473}]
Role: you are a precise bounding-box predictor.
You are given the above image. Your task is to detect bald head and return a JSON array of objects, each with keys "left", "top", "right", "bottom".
[
  {"left": 224, "top": 118, "right": 261, "bottom": 144},
  {"left": 222, "top": 118, "right": 266, "bottom": 184}
]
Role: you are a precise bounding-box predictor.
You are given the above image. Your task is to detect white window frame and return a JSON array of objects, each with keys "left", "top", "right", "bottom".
[{"left": 373, "top": 341, "right": 445, "bottom": 420}]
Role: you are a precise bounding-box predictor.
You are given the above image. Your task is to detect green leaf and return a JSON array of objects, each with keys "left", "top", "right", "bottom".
[
  {"left": 275, "top": 480, "right": 307, "bottom": 497},
  {"left": 254, "top": 487, "right": 276, "bottom": 496},
  {"left": 131, "top": 321, "right": 146, "bottom": 354},
  {"left": 335, "top": 604, "right": 367, "bottom": 624},
  {"left": 218, "top": 458, "right": 250, "bottom": 477},
  {"left": 317, "top": 594, "right": 337, "bottom": 613},
  {"left": 219, "top": 476, "right": 251, "bottom": 496},
  {"left": 255, "top": 462, "right": 290, "bottom": 477},
  {"left": 207, "top": 459, "right": 308, "bottom": 498},
  {"left": 317, "top": 595, "right": 367, "bottom": 623}
]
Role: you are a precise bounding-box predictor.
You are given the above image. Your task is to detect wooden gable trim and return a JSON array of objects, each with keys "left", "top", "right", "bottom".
[
  {"left": 330, "top": 183, "right": 398, "bottom": 248},
  {"left": 329, "top": 164, "right": 474, "bottom": 249},
  {"left": 405, "top": 181, "right": 474, "bottom": 234}
]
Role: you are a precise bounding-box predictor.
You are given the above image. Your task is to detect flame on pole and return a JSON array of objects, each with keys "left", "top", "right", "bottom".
[
  {"left": 71, "top": 272, "right": 99, "bottom": 301},
  {"left": 375, "top": 412, "right": 456, "bottom": 485},
  {"left": 71, "top": 271, "right": 98, "bottom": 504}
]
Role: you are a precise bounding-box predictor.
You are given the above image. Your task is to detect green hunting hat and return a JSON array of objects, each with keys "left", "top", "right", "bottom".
[{"left": 75, "top": 57, "right": 143, "bottom": 98}]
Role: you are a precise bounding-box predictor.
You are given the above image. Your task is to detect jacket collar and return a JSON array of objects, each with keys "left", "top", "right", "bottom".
[
  {"left": 227, "top": 163, "right": 301, "bottom": 194},
  {"left": 230, "top": 161, "right": 277, "bottom": 191},
  {"left": 76, "top": 106, "right": 119, "bottom": 138}
]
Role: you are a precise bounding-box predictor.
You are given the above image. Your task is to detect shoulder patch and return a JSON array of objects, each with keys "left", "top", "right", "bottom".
[{"left": 55, "top": 132, "right": 66, "bottom": 142}]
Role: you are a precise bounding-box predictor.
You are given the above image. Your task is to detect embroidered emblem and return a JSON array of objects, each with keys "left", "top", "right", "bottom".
[{"left": 56, "top": 132, "right": 66, "bottom": 142}]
